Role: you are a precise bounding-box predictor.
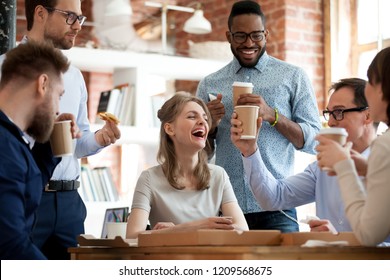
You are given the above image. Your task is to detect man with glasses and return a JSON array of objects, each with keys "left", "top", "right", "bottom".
[
  {"left": 197, "top": 0, "right": 321, "bottom": 232},
  {"left": 0, "top": 0, "right": 121, "bottom": 259},
  {"left": 231, "top": 78, "right": 377, "bottom": 233}
]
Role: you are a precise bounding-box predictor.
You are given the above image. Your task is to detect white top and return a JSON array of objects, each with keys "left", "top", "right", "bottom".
[
  {"left": 334, "top": 129, "right": 390, "bottom": 246},
  {"left": 131, "top": 164, "right": 237, "bottom": 228}
]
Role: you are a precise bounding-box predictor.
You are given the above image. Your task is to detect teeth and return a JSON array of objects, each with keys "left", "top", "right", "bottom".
[{"left": 192, "top": 129, "right": 205, "bottom": 137}]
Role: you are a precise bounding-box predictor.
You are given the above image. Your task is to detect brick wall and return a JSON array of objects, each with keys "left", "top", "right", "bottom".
[
  {"left": 14, "top": 0, "right": 325, "bottom": 193},
  {"left": 173, "top": 0, "right": 325, "bottom": 108}
]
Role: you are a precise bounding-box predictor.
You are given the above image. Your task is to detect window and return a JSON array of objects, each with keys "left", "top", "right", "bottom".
[{"left": 355, "top": 0, "right": 390, "bottom": 78}]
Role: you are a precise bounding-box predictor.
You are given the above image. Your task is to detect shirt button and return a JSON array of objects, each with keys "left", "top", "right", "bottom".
[
  {"left": 338, "top": 219, "right": 343, "bottom": 225},
  {"left": 246, "top": 76, "right": 250, "bottom": 80}
]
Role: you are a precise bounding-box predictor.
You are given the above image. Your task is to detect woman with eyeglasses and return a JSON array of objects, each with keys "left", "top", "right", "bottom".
[{"left": 316, "top": 47, "right": 390, "bottom": 246}]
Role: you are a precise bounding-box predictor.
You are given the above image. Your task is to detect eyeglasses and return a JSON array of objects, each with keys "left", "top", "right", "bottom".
[
  {"left": 323, "top": 106, "right": 368, "bottom": 121},
  {"left": 44, "top": 7, "right": 87, "bottom": 26},
  {"left": 229, "top": 30, "right": 265, "bottom": 44}
]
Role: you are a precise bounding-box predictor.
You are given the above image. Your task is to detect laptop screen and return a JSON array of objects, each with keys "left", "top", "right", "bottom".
[{"left": 101, "top": 207, "right": 129, "bottom": 238}]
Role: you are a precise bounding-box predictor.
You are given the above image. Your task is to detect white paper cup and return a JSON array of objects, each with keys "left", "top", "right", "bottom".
[
  {"left": 106, "top": 222, "right": 127, "bottom": 239},
  {"left": 318, "top": 127, "right": 348, "bottom": 171},
  {"left": 49, "top": 120, "right": 73, "bottom": 157},
  {"left": 232, "top": 81, "right": 253, "bottom": 106},
  {"left": 235, "top": 105, "right": 259, "bottom": 139}
]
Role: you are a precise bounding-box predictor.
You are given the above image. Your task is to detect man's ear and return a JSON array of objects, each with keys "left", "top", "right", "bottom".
[
  {"left": 36, "top": 5, "right": 47, "bottom": 22},
  {"left": 226, "top": 31, "right": 232, "bottom": 43},
  {"left": 164, "top": 123, "right": 175, "bottom": 136},
  {"left": 36, "top": 74, "right": 48, "bottom": 100},
  {"left": 264, "top": 29, "right": 270, "bottom": 42}
]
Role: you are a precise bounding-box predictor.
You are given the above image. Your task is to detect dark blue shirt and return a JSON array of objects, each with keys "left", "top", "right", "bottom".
[{"left": 0, "top": 111, "right": 59, "bottom": 259}]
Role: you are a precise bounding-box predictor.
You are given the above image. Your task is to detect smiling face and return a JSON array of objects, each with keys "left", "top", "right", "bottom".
[
  {"left": 165, "top": 101, "right": 209, "bottom": 153},
  {"left": 226, "top": 14, "right": 268, "bottom": 68},
  {"left": 326, "top": 87, "right": 370, "bottom": 145},
  {"left": 43, "top": 0, "right": 83, "bottom": 50}
]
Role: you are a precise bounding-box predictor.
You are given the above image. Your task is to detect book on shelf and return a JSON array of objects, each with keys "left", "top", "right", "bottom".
[
  {"left": 95, "top": 83, "right": 135, "bottom": 126},
  {"left": 79, "top": 165, "right": 119, "bottom": 202}
]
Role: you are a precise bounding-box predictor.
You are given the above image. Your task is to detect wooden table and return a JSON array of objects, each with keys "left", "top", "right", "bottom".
[{"left": 69, "top": 245, "right": 390, "bottom": 260}]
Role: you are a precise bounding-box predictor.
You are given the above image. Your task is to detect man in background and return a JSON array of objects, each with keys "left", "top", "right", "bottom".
[
  {"left": 231, "top": 78, "right": 376, "bottom": 233},
  {"left": 197, "top": 0, "right": 321, "bottom": 231},
  {"left": 0, "top": 41, "right": 70, "bottom": 259},
  {"left": 11, "top": 0, "right": 121, "bottom": 259}
]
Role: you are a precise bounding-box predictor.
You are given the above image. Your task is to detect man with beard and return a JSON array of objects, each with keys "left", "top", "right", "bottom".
[
  {"left": 0, "top": 41, "right": 70, "bottom": 259},
  {"left": 11, "top": 0, "right": 121, "bottom": 259},
  {"left": 196, "top": 1, "right": 321, "bottom": 232}
]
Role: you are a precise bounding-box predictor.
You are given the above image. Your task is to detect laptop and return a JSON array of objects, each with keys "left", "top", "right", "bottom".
[{"left": 101, "top": 207, "right": 129, "bottom": 238}]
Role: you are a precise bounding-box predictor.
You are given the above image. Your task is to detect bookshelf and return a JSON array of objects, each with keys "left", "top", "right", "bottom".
[{"left": 64, "top": 47, "right": 229, "bottom": 236}]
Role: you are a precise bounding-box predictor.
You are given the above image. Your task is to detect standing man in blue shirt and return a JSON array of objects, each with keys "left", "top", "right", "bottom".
[
  {"left": 197, "top": 0, "right": 321, "bottom": 232},
  {"left": 18, "top": 0, "right": 121, "bottom": 259},
  {"left": 0, "top": 41, "right": 72, "bottom": 259},
  {"left": 231, "top": 78, "right": 377, "bottom": 233}
]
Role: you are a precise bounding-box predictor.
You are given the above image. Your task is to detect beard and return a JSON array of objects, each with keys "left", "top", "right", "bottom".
[
  {"left": 44, "top": 29, "right": 75, "bottom": 50},
  {"left": 26, "top": 97, "right": 55, "bottom": 143},
  {"left": 231, "top": 43, "right": 267, "bottom": 68}
]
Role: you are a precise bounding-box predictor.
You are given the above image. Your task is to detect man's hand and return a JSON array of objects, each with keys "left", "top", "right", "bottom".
[
  {"left": 95, "top": 119, "right": 121, "bottom": 146},
  {"left": 230, "top": 112, "right": 262, "bottom": 157},
  {"left": 55, "top": 113, "right": 81, "bottom": 139},
  {"left": 308, "top": 219, "right": 338, "bottom": 234},
  {"left": 207, "top": 93, "right": 225, "bottom": 132},
  {"left": 237, "top": 94, "right": 275, "bottom": 124}
]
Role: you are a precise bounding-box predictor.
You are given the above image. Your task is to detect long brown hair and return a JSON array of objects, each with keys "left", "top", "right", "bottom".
[
  {"left": 157, "top": 92, "right": 212, "bottom": 190},
  {"left": 367, "top": 47, "right": 390, "bottom": 125}
]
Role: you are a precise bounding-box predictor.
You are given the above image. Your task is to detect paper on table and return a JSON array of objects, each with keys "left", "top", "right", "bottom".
[{"left": 301, "top": 240, "right": 349, "bottom": 247}]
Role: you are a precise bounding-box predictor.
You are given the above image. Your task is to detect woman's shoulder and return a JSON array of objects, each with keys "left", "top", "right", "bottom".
[
  {"left": 208, "top": 164, "right": 228, "bottom": 176},
  {"left": 141, "top": 165, "right": 163, "bottom": 177}
]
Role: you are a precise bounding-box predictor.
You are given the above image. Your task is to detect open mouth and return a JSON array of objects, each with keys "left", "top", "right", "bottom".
[{"left": 192, "top": 129, "right": 206, "bottom": 139}]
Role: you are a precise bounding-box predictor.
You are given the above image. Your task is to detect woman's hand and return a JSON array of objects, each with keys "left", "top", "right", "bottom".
[
  {"left": 153, "top": 222, "right": 175, "bottom": 230},
  {"left": 350, "top": 149, "right": 368, "bottom": 177},
  {"left": 184, "top": 216, "right": 235, "bottom": 231},
  {"left": 315, "top": 135, "right": 352, "bottom": 171}
]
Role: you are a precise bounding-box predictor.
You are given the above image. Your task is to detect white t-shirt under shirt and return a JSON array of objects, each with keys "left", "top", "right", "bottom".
[{"left": 131, "top": 164, "right": 237, "bottom": 228}]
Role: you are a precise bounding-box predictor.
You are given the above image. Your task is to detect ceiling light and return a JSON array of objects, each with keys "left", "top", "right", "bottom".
[
  {"left": 183, "top": 9, "right": 212, "bottom": 34},
  {"left": 145, "top": 1, "right": 212, "bottom": 54}
]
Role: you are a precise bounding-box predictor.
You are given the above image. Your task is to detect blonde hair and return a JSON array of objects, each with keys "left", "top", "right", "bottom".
[{"left": 157, "top": 92, "right": 212, "bottom": 190}]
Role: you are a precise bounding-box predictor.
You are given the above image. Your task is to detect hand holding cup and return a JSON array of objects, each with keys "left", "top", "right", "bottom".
[{"left": 315, "top": 128, "right": 350, "bottom": 172}]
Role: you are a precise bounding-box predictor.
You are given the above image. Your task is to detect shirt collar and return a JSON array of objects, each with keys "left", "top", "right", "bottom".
[{"left": 0, "top": 110, "right": 31, "bottom": 147}]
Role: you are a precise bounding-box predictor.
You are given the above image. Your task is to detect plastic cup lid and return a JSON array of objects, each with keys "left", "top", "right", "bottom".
[
  {"left": 232, "top": 81, "right": 254, "bottom": 88},
  {"left": 318, "top": 127, "right": 348, "bottom": 136}
]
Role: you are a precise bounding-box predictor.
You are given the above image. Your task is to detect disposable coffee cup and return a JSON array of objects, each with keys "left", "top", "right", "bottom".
[
  {"left": 234, "top": 105, "right": 259, "bottom": 139},
  {"left": 106, "top": 222, "right": 127, "bottom": 239},
  {"left": 232, "top": 81, "right": 253, "bottom": 106},
  {"left": 318, "top": 127, "right": 348, "bottom": 171},
  {"left": 49, "top": 120, "right": 73, "bottom": 157}
]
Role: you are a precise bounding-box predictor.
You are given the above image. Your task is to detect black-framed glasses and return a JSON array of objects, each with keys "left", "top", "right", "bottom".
[
  {"left": 323, "top": 106, "right": 368, "bottom": 121},
  {"left": 44, "top": 7, "right": 87, "bottom": 26},
  {"left": 229, "top": 30, "right": 265, "bottom": 44}
]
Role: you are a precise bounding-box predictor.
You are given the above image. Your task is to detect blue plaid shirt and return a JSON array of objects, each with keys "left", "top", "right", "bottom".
[{"left": 197, "top": 52, "right": 321, "bottom": 213}]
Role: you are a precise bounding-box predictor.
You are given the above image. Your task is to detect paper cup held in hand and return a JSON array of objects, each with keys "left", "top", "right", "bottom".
[
  {"left": 318, "top": 127, "right": 348, "bottom": 145},
  {"left": 318, "top": 127, "right": 348, "bottom": 171},
  {"left": 49, "top": 120, "right": 73, "bottom": 157},
  {"left": 106, "top": 222, "right": 127, "bottom": 239},
  {"left": 232, "top": 81, "right": 253, "bottom": 106},
  {"left": 235, "top": 105, "right": 259, "bottom": 139}
]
